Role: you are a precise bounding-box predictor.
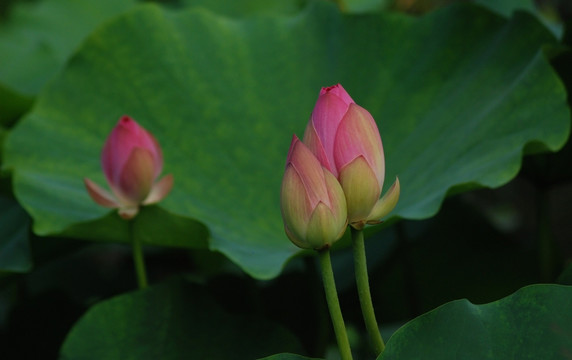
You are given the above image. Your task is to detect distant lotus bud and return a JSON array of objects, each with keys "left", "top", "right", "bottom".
[
  {"left": 84, "top": 116, "right": 173, "bottom": 219},
  {"left": 281, "top": 135, "right": 348, "bottom": 250},
  {"left": 303, "top": 84, "right": 400, "bottom": 229}
]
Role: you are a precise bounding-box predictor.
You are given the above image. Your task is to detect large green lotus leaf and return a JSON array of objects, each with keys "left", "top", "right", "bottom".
[
  {"left": 4, "top": 2, "right": 569, "bottom": 279},
  {"left": 60, "top": 280, "right": 302, "bottom": 359},
  {"left": 0, "top": 0, "right": 138, "bottom": 122},
  {"left": 379, "top": 284, "right": 572, "bottom": 359}
]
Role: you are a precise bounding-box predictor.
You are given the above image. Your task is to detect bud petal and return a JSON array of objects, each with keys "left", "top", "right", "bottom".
[
  {"left": 366, "top": 177, "right": 400, "bottom": 224},
  {"left": 286, "top": 136, "right": 331, "bottom": 209},
  {"left": 319, "top": 84, "right": 355, "bottom": 104},
  {"left": 305, "top": 202, "right": 341, "bottom": 250},
  {"left": 143, "top": 174, "right": 174, "bottom": 205},
  {"left": 337, "top": 156, "right": 381, "bottom": 228},
  {"left": 281, "top": 165, "right": 313, "bottom": 246},
  {"left": 116, "top": 147, "right": 156, "bottom": 205},
  {"left": 303, "top": 84, "right": 355, "bottom": 177},
  {"left": 84, "top": 178, "right": 119, "bottom": 208},
  {"left": 334, "top": 104, "right": 384, "bottom": 189}
]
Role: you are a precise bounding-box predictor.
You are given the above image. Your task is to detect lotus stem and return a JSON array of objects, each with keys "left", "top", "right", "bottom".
[
  {"left": 318, "top": 249, "right": 353, "bottom": 360},
  {"left": 129, "top": 219, "right": 148, "bottom": 289},
  {"left": 351, "top": 227, "right": 385, "bottom": 355}
]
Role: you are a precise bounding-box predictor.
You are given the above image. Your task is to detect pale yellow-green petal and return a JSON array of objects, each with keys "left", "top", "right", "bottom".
[
  {"left": 338, "top": 156, "right": 380, "bottom": 224},
  {"left": 323, "top": 168, "right": 347, "bottom": 225},
  {"left": 84, "top": 178, "right": 119, "bottom": 208},
  {"left": 143, "top": 174, "right": 174, "bottom": 205},
  {"left": 281, "top": 165, "right": 311, "bottom": 246},
  {"left": 305, "top": 202, "right": 341, "bottom": 250},
  {"left": 367, "top": 177, "right": 400, "bottom": 224}
]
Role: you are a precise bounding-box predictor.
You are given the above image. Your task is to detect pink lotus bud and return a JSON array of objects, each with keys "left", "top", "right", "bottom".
[
  {"left": 281, "top": 135, "right": 347, "bottom": 250},
  {"left": 84, "top": 116, "right": 173, "bottom": 219},
  {"left": 303, "top": 84, "right": 400, "bottom": 229}
]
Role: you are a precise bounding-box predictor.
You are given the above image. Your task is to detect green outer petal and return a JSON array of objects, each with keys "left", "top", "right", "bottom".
[
  {"left": 305, "top": 202, "right": 339, "bottom": 249},
  {"left": 338, "top": 156, "right": 380, "bottom": 225},
  {"left": 367, "top": 177, "right": 400, "bottom": 223}
]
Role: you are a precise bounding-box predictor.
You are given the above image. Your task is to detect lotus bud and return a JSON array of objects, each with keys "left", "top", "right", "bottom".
[
  {"left": 281, "top": 135, "right": 348, "bottom": 250},
  {"left": 303, "top": 84, "right": 400, "bottom": 229},
  {"left": 84, "top": 116, "right": 173, "bottom": 219}
]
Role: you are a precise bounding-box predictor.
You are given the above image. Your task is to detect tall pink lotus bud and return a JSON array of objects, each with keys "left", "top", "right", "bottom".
[
  {"left": 281, "top": 135, "right": 348, "bottom": 250},
  {"left": 303, "top": 84, "right": 400, "bottom": 229},
  {"left": 84, "top": 116, "right": 173, "bottom": 219},
  {"left": 303, "top": 84, "right": 355, "bottom": 177}
]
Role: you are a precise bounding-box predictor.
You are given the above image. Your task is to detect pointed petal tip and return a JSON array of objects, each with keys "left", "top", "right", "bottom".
[
  {"left": 84, "top": 178, "right": 119, "bottom": 208},
  {"left": 319, "top": 84, "right": 354, "bottom": 104},
  {"left": 286, "top": 134, "right": 302, "bottom": 165},
  {"left": 366, "top": 176, "right": 400, "bottom": 223}
]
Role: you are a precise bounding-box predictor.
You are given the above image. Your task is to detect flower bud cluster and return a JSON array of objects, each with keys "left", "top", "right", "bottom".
[{"left": 281, "top": 84, "right": 400, "bottom": 250}]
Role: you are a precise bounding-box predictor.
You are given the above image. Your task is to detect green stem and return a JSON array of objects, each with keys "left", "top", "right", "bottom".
[
  {"left": 129, "top": 219, "right": 148, "bottom": 289},
  {"left": 351, "top": 227, "right": 385, "bottom": 355},
  {"left": 318, "top": 249, "right": 353, "bottom": 360}
]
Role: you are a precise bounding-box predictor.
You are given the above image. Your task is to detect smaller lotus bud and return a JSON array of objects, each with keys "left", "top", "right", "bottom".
[
  {"left": 84, "top": 115, "right": 173, "bottom": 219},
  {"left": 281, "top": 135, "right": 348, "bottom": 250}
]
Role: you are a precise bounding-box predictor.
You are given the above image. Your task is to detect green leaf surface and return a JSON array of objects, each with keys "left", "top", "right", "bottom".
[
  {"left": 0, "top": 195, "right": 31, "bottom": 272},
  {"left": 258, "top": 354, "right": 322, "bottom": 360},
  {"left": 59, "top": 280, "right": 302, "bottom": 359},
  {"left": 344, "top": 0, "right": 389, "bottom": 13},
  {"left": 60, "top": 205, "right": 209, "bottom": 249},
  {"left": 4, "top": 2, "right": 570, "bottom": 279},
  {"left": 177, "top": 0, "right": 304, "bottom": 16},
  {"left": 379, "top": 284, "right": 572, "bottom": 359},
  {"left": 0, "top": 0, "right": 138, "bottom": 121}
]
